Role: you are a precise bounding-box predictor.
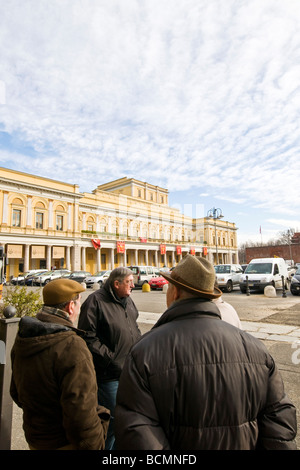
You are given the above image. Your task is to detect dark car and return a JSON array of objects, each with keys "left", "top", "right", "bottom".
[
  {"left": 61, "top": 271, "right": 91, "bottom": 284},
  {"left": 290, "top": 268, "right": 300, "bottom": 295}
]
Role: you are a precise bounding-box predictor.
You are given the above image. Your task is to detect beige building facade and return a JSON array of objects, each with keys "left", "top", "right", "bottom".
[{"left": 0, "top": 168, "right": 239, "bottom": 280}]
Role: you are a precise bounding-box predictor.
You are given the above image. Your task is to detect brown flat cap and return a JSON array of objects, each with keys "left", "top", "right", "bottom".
[
  {"left": 161, "top": 254, "right": 222, "bottom": 299},
  {"left": 43, "top": 278, "right": 85, "bottom": 306}
]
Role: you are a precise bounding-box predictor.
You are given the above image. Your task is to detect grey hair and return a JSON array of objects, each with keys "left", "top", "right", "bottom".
[{"left": 106, "top": 267, "right": 133, "bottom": 286}]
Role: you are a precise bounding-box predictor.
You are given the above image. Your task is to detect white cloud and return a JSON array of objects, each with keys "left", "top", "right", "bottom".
[
  {"left": 267, "top": 219, "right": 300, "bottom": 230},
  {"left": 0, "top": 0, "right": 300, "bottom": 242}
]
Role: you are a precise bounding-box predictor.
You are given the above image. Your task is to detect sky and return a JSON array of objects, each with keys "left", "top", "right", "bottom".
[{"left": 1, "top": 0, "right": 300, "bottom": 246}]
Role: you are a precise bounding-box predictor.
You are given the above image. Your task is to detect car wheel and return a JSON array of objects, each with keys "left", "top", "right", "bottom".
[
  {"left": 225, "top": 280, "right": 233, "bottom": 293},
  {"left": 240, "top": 286, "right": 246, "bottom": 293},
  {"left": 98, "top": 281, "right": 103, "bottom": 287},
  {"left": 44, "top": 279, "right": 50, "bottom": 284}
]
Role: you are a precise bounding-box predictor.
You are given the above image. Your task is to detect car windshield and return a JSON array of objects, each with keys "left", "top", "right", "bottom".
[
  {"left": 214, "top": 265, "right": 231, "bottom": 273},
  {"left": 245, "top": 263, "right": 272, "bottom": 274},
  {"left": 129, "top": 267, "right": 139, "bottom": 274},
  {"left": 92, "top": 271, "right": 106, "bottom": 276}
]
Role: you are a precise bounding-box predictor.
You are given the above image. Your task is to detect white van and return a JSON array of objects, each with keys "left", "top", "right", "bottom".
[
  {"left": 239, "top": 258, "right": 289, "bottom": 293},
  {"left": 128, "top": 266, "right": 159, "bottom": 287}
]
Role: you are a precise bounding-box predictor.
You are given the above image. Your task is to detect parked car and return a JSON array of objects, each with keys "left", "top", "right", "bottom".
[
  {"left": 85, "top": 270, "right": 112, "bottom": 288},
  {"left": 61, "top": 271, "right": 91, "bottom": 284},
  {"left": 287, "top": 265, "right": 297, "bottom": 278},
  {"left": 11, "top": 269, "right": 47, "bottom": 285},
  {"left": 214, "top": 264, "right": 244, "bottom": 292},
  {"left": 159, "top": 267, "right": 172, "bottom": 274},
  {"left": 34, "top": 269, "right": 71, "bottom": 286},
  {"left": 290, "top": 268, "right": 300, "bottom": 295},
  {"left": 25, "top": 270, "right": 49, "bottom": 285},
  {"left": 239, "top": 257, "right": 289, "bottom": 293},
  {"left": 128, "top": 265, "right": 159, "bottom": 287},
  {"left": 148, "top": 276, "right": 168, "bottom": 290}
]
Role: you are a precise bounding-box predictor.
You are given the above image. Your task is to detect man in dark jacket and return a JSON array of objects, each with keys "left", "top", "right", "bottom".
[
  {"left": 115, "top": 255, "right": 297, "bottom": 450},
  {"left": 78, "top": 267, "right": 141, "bottom": 450},
  {"left": 10, "top": 279, "right": 110, "bottom": 450}
]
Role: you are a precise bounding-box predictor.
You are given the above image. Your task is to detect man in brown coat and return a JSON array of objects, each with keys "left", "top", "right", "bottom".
[{"left": 10, "top": 278, "right": 110, "bottom": 450}]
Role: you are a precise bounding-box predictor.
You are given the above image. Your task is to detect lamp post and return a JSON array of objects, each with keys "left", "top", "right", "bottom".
[{"left": 207, "top": 207, "right": 223, "bottom": 264}]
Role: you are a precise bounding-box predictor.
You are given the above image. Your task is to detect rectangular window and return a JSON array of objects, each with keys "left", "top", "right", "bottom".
[
  {"left": 56, "top": 215, "right": 63, "bottom": 231},
  {"left": 36, "top": 212, "right": 44, "bottom": 229},
  {"left": 12, "top": 209, "right": 21, "bottom": 227}
]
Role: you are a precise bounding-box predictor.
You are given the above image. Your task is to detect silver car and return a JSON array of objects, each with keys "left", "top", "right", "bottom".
[
  {"left": 85, "top": 270, "right": 112, "bottom": 288},
  {"left": 34, "top": 269, "right": 71, "bottom": 286}
]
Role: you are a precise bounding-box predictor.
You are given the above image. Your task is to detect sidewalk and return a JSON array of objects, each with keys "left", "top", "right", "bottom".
[
  {"left": 10, "top": 312, "right": 300, "bottom": 450},
  {"left": 138, "top": 311, "right": 300, "bottom": 343},
  {"left": 241, "top": 320, "right": 300, "bottom": 343}
]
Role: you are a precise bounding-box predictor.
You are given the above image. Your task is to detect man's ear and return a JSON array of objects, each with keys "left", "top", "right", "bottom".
[{"left": 64, "top": 301, "right": 73, "bottom": 316}]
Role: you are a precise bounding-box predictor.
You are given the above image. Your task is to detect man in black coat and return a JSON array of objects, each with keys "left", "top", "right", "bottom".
[
  {"left": 78, "top": 267, "right": 141, "bottom": 450},
  {"left": 115, "top": 255, "right": 297, "bottom": 450}
]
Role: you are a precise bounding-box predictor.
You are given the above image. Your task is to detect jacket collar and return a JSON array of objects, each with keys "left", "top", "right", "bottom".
[
  {"left": 103, "top": 281, "right": 128, "bottom": 307},
  {"left": 35, "top": 306, "right": 86, "bottom": 336},
  {"left": 152, "top": 297, "right": 221, "bottom": 330},
  {"left": 37, "top": 306, "right": 73, "bottom": 327}
]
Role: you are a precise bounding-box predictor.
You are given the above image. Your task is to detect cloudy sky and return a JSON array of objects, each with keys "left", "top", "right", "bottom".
[{"left": 1, "top": 0, "right": 300, "bottom": 245}]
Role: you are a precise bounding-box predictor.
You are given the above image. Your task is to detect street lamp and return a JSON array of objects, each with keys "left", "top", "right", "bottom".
[{"left": 207, "top": 207, "right": 224, "bottom": 264}]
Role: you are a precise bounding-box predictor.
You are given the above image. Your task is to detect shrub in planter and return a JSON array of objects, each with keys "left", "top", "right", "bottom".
[{"left": 0, "top": 285, "right": 43, "bottom": 318}]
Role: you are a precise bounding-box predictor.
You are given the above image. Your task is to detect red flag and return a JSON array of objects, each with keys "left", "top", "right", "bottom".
[
  {"left": 160, "top": 244, "right": 166, "bottom": 255},
  {"left": 91, "top": 239, "right": 101, "bottom": 250},
  {"left": 117, "top": 241, "right": 125, "bottom": 253}
]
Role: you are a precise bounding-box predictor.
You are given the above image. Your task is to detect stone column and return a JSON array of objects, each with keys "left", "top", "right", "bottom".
[
  {"left": 24, "top": 245, "right": 30, "bottom": 272},
  {"left": 66, "top": 246, "right": 71, "bottom": 271},
  {"left": 46, "top": 245, "right": 52, "bottom": 270},
  {"left": 81, "top": 247, "right": 86, "bottom": 271},
  {"left": 1, "top": 192, "right": 8, "bottom": 225},
  {"left": 26, "top": 197, "right": 32, "bottom": 227},
  {"left": 96, "top": 248, "right": 101, "bottom": 272}
]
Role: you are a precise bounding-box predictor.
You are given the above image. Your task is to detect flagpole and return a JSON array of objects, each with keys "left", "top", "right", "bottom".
[{"left": 260, "top": 226, "right": 262, "bottom": 245}]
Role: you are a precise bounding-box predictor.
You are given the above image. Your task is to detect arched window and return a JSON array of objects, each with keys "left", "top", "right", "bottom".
[
  {"left": 11, "top": 197, "right": 24, "bottom": 227},
  {"left": 35, "top": 201, "right": 46, "bottom": 229},
  {"left": 55, "top": 204, "right": 66, "bottom": 231}
]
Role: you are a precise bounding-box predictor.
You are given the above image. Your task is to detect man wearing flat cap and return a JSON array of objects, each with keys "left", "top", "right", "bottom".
[
  {"left": 10, "top": 278, "right": 110, "bottom": 450},
  {"left": 115, "top": 255, "right": 297, "bottom": 450}
]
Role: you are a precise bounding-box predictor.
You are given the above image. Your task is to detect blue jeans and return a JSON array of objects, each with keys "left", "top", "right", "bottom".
[{"left": 98, "top": 380, "right": 119, "bottom": 450}]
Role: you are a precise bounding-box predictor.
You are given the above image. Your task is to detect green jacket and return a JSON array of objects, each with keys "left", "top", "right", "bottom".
[{"left": 10, "top": 307, "right": 110, "bottom": 450}]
